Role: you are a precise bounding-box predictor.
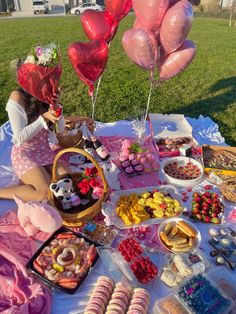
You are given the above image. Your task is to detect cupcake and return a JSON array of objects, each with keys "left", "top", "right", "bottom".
[
  {"left": 139, "top": 157, "right": 147, "bottom": 164},
  {"left": 125, "top": 166, "right": 135, "bottom": 175},
  {"left": 128, "top": 153, "right": 136, "bottom": 161},
  {"left": 134, "top": 165, "right": 144, "bottom": 173},
  {"left": 131, "top": 159, "right": 139, "bottom": 166},
  {"left": 119, "top": 155, "right": 128, "bottom": 163},
  {"left": 121, "top": 160, "right": 130, "bottom": 168},
  {"left": 146, "top": 152, "right": 156, "bottom": 162}
]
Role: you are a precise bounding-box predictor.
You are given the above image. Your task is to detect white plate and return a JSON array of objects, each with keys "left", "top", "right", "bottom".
[
  {"left": 161, "top": 157, "right": 204, "bottom": 188},
  {"left": 108, "top": 185, "right": 187, "bottom": 230},
  {"left": 158, "top": 217, "right": 201, "bottom": 253}
]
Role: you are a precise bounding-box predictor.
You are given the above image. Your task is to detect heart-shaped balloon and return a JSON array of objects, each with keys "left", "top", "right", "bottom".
[
  {"left": 68, "top": 40, "right": 109, "bottom": 96},
  {"left": 132, "top": 0, "right": 170, "bottom": 33},
  {"left": 81, "top": 9, "right": 115, "bottom": 42},
  {"left": 105, "top": 0, "right": 132, "bottom": 22},
  {"left": 158, "top": 40, "right": 196, "bottom": 81},
  {"left": 160, "top": 0, "right": 193, "bottom": 54},
  {"left": 122, "top": 28, "right": 158, "bottom": 72}
]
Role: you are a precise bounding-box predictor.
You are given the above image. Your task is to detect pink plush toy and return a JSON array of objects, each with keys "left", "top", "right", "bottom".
[{"left": 14, "top": 195, "right": 63, "bottom": 236}]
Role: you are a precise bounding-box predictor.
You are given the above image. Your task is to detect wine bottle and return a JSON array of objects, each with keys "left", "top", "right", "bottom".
[
  {"left": 85, "top": 127, "right": 110, "bottom": 161},
  {"left": 82, "top": 125, "right": 95, "bottom": 157}
]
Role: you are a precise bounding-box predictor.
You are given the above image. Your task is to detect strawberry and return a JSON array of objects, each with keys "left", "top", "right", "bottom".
[
  {"left": 206, "top": 198, "right": 213, "bottom": 205},
  {"left": 192, "top": 208, "right": 199, "bottom": 214},
  {"left": 204, "top": 216, "right": 211, "bottom": 223},
  {"left": 204, "top": 184, "right": 213, "bottom": 190},
  {"left": 195, "top": 213, "right": 202, "bottom": 220},
  {"left": 202, "top": 202, "right": 209, "bottom": 207},
  {"left": 160, "top": 203, "right": 167, "bottom": 209},
  {"left": 204, "top": 192, "right": 211, "bottom": 198},
  {"left": 201, "top": 210, "right": 208, "bottom": 215},
  {"left": 211, "top": 212, "right": 218, "bottom": 218},
  {"left": 54, "top": 107, "right": 62, "bottom": 118}
]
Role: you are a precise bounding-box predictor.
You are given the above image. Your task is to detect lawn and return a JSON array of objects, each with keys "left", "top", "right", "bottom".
[{"left": 0, "top": 15, "right": 235, "bottom": 145}]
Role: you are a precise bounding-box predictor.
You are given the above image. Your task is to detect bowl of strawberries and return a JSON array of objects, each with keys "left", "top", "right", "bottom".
[
  {"left": 190, "top": 191, "right": 224, "bottom": 224},
  {"left": 162, "top": 157, "right": 204, "bottom": 187}
]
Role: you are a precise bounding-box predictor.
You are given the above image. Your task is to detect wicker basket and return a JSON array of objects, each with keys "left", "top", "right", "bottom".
[
  {"left": 48, "top": 147, "right": 109, "bottom": 227},
  {"left": 57, "top": 116, "right": 95, "bottom": 148}
]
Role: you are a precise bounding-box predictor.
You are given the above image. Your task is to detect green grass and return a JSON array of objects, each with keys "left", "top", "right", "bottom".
[{"left": 0, "top": 16, "right": 236, "bottom": 145}]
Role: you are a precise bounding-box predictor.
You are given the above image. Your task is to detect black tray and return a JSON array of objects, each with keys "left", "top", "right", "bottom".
[{"left": 26, "top": 226, "right": 100, "bottom": 294}]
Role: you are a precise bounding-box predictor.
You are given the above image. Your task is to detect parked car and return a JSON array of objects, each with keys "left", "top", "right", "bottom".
[
  {"left": 33, "top": 0, "right": 49, "bottom": 14},
  {"left": 70, "top": 3, "right": 104, "bottom": 16}
]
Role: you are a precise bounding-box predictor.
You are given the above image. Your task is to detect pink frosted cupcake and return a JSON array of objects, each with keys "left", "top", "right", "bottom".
[
  {"left": 137, "top": 152, "right": 144, "bottom": 159},
  {"left": 131, "top": 159, "right": 139, "bottom": 166},
  {"left": 125, "top": 166, "right": 134, "bottom": 175},
  {"left": 121, "top": 160, "right": 130, "bottom": 168},
  {"left": 134, "top": 165, "right": 144, "bottom": 173},
  {"left": 139, "top": 157, "right": 147, "bottom": 164},
  {"left": 128, "top": 153, "right": 136, "bottom": 161}
]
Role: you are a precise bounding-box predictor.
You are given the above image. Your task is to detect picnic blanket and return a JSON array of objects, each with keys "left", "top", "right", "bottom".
[{"left": 0, "top": 115, "right": 232, "bottom": 314}]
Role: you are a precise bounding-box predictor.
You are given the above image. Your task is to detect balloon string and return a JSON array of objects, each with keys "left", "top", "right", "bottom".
[
  {"left": 91, "top": 41, "right": 112, "bottom": 120},
  {"left": 144, "top": 79, "right": 153, "bottom": 125},
  {"left": 91, "top": 94, "right": 95, "bottom": 119}
]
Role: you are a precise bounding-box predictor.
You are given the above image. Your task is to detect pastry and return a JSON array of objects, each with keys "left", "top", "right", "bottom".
[
  {"left": 176, "top": 221, "right": 197, "bottom": 237},
  {"left": 173, "top": 255, "right": 192, "bottom": 277},
  {"left": 158, "top": 295, "right": 189, "bottom": 314}
]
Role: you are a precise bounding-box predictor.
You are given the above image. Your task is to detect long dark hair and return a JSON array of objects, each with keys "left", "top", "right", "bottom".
[{"left": 17, "top": 87, "right": 49, "bottom": 124}]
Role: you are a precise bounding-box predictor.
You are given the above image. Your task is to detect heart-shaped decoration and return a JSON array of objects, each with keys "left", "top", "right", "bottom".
[
  {"left": 132, "top": 0, "right": 169, "bottom": 33},
  {"left": 68, "top": 39, "right": 109, "bottom": 96},
  {"left": 158, "top": 40, "right": 196, "bottom": 81},
  {"left": 56, "top": 247, "right": 77, "bottom": 266},
  {"left": 80, "top": 9, "right": 114, "bottom": 42},
  {"left": 160, "top": 0, "right": 193, "bottom": 54},
  {"left": 122, "top": 28, "right": 158, "bottom": 72},
  {"left": 105, "top": 0, "right": 132, "bottom": 22}
]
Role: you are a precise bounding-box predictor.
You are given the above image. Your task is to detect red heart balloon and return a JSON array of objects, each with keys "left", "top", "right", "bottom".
[
  {"left": 81, "top": 9, "right": 115, "bottom": 42},
  {"left": 105, "top": 0, "right": 132, "bottom": 22},
  {"left": 68, "top": 40, "right": 109, "bottom": 96}
]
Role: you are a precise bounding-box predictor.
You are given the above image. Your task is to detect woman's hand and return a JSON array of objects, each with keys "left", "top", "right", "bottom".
[{"left": 42, "top": 110, "right": 60, "bottom": 124}]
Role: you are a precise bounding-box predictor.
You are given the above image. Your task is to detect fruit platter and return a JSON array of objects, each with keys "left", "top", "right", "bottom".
[
  {"left": 27, "top": 227, "right": 99, "bottom": 294},
  {"left": 161, "top": 157, "right": 204, "bottom": 187},
  {"left": 158, "top": 218, "right": 201, "bottom": 253},
  {"left": 107, "top": 185, "right": 185, "bottom": 229},
  {"left": 190, "top": 191, "right": 224, "bottom": 224}
]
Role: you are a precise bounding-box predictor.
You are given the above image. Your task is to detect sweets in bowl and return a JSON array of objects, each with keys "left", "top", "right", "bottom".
[
  {"left": 27, "top": 228, "right": 99, "bottom": 293},
  {"left": 158, "top": 218, "right": 201, "bottom": 253},
  {"left": 162, "top": 157, "right": 204, "bottom": 187}
]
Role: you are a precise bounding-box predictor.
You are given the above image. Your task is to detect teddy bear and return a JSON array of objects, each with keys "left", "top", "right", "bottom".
[{"left": 50, "top": 177, "right": 81, "bottom": 210}]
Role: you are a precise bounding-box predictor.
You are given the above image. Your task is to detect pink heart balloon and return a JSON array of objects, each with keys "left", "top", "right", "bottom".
[
  {"left": 132, "top": 0, "right": 170, "bottom": 33},
  {"left": 158, "top": 40, "right": 196, "bottom": 81},
  {"left": 122, "top": 28, "right": 158, "bottom": 72},
  {"left": 105, "top": 0, "right": 132, "bottom": 22},
  {"left": 160, "top": 0, "right": 193, "bottom": 54}
]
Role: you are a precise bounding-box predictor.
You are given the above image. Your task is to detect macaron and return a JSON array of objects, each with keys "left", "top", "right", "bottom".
[
  {"left": 87, "top": 299, "right": 106, "bottom": 312},
  {"left": 106, "top": 304, "right": 125, "bottom": 313},
  {"left": 111, "top": 292, "right": 130, "bottom": 305},
  {"left": 128, "top": 304, "right": 147, "bottom": 313},
  {"left": 108, "top": 299, "right": 127, "bottom": 312},
  {"left": 84, "top": 303, "right": 104, "bottom": 314},
  {"left": 92, "top": 287, "right": 111, "bottom": 300}
]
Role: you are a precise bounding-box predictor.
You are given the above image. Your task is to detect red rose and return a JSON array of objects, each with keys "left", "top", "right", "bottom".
[
  {"left": 85, "top": 167, "right": 98, "bottom": 177},
  {"left": 78, "top": 179, "right": 90, "bottom": 195},
  {"left": 90, "top": 177, "right": 103, "bottom": 189}
]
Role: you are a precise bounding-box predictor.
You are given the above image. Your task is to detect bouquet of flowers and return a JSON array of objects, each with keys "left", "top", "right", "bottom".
[
  {"left": 17, "top": 43, "right": 62, "bottom": 110},
  {"left": 76, "top": 166, "right": 104, "bottom": 201}
]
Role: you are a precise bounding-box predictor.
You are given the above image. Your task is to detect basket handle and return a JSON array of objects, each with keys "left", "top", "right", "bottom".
[{"left": 52, "top": 147, "right": 109, "bottom": 194}]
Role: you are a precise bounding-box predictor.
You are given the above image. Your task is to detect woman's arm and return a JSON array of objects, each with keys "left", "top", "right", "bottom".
[{"left": 6, "top": 100, "right": 48, "bottom": 145}]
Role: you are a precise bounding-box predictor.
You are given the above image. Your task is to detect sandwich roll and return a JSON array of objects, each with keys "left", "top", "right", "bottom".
[
  {"left": 176, "top": 221, "right": 197, "bottom": 237},
  {"left": 160, "top": 231, "right": 171, "bottom": 246},
  {"left": 168, "top": 238, "right": 187, "bottom": 246},
  {"left": 164, "top": 222, "right": 173, "bottom": 236},
  {"left": 169, "top": 226, "right": 178, "bottom": 239}
]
